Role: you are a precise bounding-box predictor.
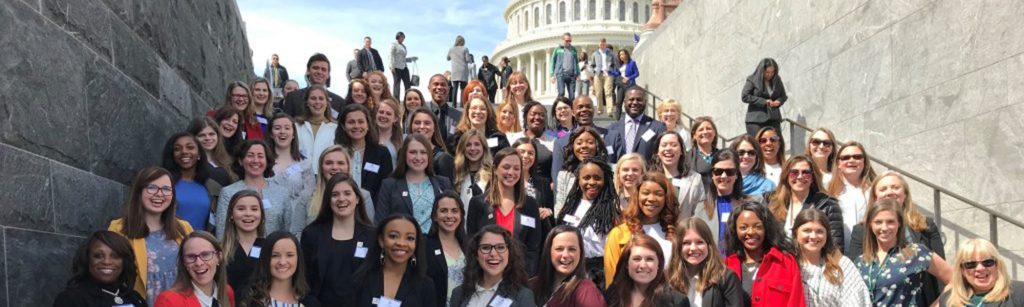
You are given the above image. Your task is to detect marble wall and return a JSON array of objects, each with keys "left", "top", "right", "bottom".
[
  {"left": 0, "top": 0, "right": 252, "bottom": 304},
  {"left": 635, "top": 0, "right": 1024, "bottom": 276}
]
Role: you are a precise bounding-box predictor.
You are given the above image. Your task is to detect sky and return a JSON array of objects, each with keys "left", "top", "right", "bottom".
[{"left": 238, "top": 0, "right": 509, "bottom": 94}]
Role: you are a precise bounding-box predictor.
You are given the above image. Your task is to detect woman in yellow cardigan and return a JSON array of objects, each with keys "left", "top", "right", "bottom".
[
  {"left": 109, "top": 167, "right": 194, "bottom": 302},
  {"left": 604, "top": 172, "right": 679, "bottom": 288}
]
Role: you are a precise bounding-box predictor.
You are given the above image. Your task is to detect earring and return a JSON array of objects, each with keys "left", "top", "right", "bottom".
[
  {"left": 380, "top": 252, "right": 385, "bottom": 265},
  {"left": 412, "top": 256, "right": 418, "bottom": 267}
]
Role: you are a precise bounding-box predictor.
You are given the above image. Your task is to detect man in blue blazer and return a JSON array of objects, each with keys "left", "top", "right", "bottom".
[
  {"left": 550, "top": 95, "right": 609, "bottom": 185},
  {"left": 605, "top": 86, "right": 666, "bottom": 162}
]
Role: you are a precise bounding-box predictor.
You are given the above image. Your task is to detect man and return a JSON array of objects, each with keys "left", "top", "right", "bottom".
[
  {"left": 605, "top": 86, "right": 666, "bottom": 162},
  {"left": 390, "top": 31, "right": 417, "bottom": 99},
  {"left": 591, "top": 38, "right": 619, "bottom": 116},
  {"left": 346, "top": 49, "right": 361, "bottom": 81},
  {"left": 357, "top": 36, "right": 384, "bottom": 77},
  {"left": 549, "top": 32, "right": 580, "bottom": 101},
  {"left": 427, "top": 74, "right": 462, "bottom": 149},
  {"left": 263, "top": 54, "right": 290, "bottom": 98},
  {"left": 477, "top": 55, "right": 500, "bottom": 103},
  {"left": 550, "top": 95, "right": 608, "bottom": 184},
  {"left": 282, "top": 53, "right": 345, "bottom": 117}
]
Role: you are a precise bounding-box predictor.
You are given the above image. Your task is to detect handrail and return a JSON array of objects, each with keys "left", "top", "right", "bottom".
[{"left": 637, "top": 85, "right": 1024, "bottom": 247}]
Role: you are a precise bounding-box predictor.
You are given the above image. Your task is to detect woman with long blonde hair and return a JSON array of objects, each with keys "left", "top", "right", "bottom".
[{"left": 939, "top": 238, "right": 1024, "bottom": 307}]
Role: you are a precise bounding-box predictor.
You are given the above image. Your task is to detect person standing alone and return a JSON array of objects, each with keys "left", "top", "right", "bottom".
[
  {"left": 550, "top": 32, "right": 580, "bottom": 101},
  {"left": 390, "top": 31, "right": 417, "bottom": 99},
  {"left": 263, "top": 54, "right": 289, "bottom": 99}
]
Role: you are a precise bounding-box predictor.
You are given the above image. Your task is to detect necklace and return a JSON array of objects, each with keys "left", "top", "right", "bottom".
[{"left": 100, "top": 287, "right": 124, "bottom": 304}]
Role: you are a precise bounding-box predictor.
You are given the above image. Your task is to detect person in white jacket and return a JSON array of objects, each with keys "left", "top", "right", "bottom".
[{"left": 294, "top": 85, "right": 337, "bottom": 175}]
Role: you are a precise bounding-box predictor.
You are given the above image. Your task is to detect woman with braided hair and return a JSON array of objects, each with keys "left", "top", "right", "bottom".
[{"left": 556, "top": 157, "right": 619, "bottom": 290}]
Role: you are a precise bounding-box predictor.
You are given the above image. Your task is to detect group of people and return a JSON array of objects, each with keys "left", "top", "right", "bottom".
[{"left": 52, "top": 32, "right": 1022, "bottom": 307}]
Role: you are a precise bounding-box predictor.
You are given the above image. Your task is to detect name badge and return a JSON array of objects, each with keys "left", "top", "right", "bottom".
[
  {"left": 374, "top": 297, "right": 403, "bottom": 307},
  {"left": 521, "top": 216, "right": 536, "bottom": 228},
  {"left": 402, "top": 191, "right": 409, "bottom": 197},
  {"left": 489, "top": 295, "right": 513, "bottom": 307},
  {"left": 262, "top": 199, "right": 272, "bottom": 209},
  {"left": 448, "top": 123, "right": 457, "bottom": 135},
  {"left": 605, "top": 145, "right": 614, "bottom": 153},
  {"left": 257, "top": 116, "right": 268, "bottom": 125},
  {"left": 248, "top": 246, "right": 262, "bottom": 259},
  {"left": 365, "top": 162, "right": 381, "bottom": 173},
  {"left": 671, "top": 178, "right": 685, "bottom": 188},
  {"left": 208, "top": 215, "right": 216, "bottom": 227},
  {"left": 286, "top": 164, "right": 302, "bottom": 176},
  {"left": 435, "top": 249, "right": 442, "bottom": 256},
  {"left": 355, "top": 246, "right": 369, "bottom": 258},
  {"left": 564, "top": 215, "right": 582, "bottom": 227},
  {"left": 720, "top": 212, "right": 730, "bottom": 221},
  {"left": 641, "top": 129, "right": 656, "bottom": 141},
  {"left": 487, "top": 137, "right": 499, "bottom": 147},
  {"left": 488, "top": 213, "right": 494, "bottom": 220}
]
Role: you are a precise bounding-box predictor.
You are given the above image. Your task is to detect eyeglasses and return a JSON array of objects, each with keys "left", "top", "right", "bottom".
[
  {"left": 183, "top": 250, "right": 219, "bottom": 264},
  {"left": 758, "top": 136, "right": 781, "bottom": 144},
  {"left": 478, "top": 244, "right": 508, "bottom": 255},
  {"left": 736, "top": 150, "right": 757, "bottom": 157},
  {"left": 809, "top": 139, "right": 833, "bottom": 147},
  {"left": 788, "top": 169, "right": 814, "bottom": 179},
  {"left": 711, "top": 168, "right": 737, "bottom": 177},
  {"left": 838, "top": 154, "right": 864, "bottom": 161},
  {"left": 145, "top": 185, "right": 174, "bottom": 196},
  {"left": 961, "top": 258, "right": 996, "bottom": 270}
]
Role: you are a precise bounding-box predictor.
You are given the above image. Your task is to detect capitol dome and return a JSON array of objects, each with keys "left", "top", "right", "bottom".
[{"left": 492, "top": 0, "right": 649, "bottom": 103}]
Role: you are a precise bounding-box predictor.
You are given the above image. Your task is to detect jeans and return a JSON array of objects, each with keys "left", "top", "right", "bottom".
[
  {"left": 556, "top": 73, "right": 576, "bottom": 101},
  {"left": 391, "top": 67, "right": 411, "bottom": 99},
  {"left": 576, "top": 78, "right": 591, "bottom": 100}
]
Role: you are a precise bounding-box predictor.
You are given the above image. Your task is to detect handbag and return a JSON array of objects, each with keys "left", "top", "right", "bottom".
[{"left": 410, "top": 60, "right": 420, "bottom": 87}]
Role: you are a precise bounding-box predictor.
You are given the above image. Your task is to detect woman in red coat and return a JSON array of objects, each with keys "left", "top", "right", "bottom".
[
  {"left": 155, "top": 231, "right": 235, "bottom": 307},
  {"left": 723, "top": 201, "right": 804, "bottom": 307}
]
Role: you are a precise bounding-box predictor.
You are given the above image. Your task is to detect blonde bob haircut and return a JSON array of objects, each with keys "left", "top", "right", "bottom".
[
  {"left": 613, "top": 153, "right": 647, "bottom": 196},
  {"left": 656, "top": 99, "right": 684, "bottom": 128},
  {"left": 945, "top": 238, "right": 1011, "bottom": 306}
]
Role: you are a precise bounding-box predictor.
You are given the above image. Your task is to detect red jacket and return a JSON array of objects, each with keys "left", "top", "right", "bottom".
[
  {"left": 726, "top": 247, "right": 805, "bottom": 307},
  {"left": 154, "top": 286, "right": 235, "bottom": 307},
  {"left": 205, "top": 108, "right": 265, "bottom": 141}
]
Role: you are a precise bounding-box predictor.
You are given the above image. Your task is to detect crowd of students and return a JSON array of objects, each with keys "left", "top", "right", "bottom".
[{"left": 52, "top": 46, "right": 1022, "bottom": 307}]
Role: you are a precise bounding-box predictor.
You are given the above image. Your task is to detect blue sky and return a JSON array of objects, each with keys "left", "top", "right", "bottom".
[{"left": 238, "top": 0, "right": 509, "bottom": 93}]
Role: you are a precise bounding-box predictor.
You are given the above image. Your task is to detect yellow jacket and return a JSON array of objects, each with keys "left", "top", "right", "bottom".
[
  {"left": 603, "top": 223, "right": 635, "bottom": 288},
  {"left": 108, "top": 218, "right": 194, "bottom": 299}
]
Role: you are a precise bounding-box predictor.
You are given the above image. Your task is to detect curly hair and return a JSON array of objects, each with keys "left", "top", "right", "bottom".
[
  {"left": 66, "top": 231, "right": 137, "bottom": 289},
  {"left": 459, "top": 225, "right": 529, "bottom": 302},
  {"left": 622, "top": 172, "right": 679, "bottom": 235},
  {"left": 556, "top": 158, "right": 620, "bottom": 235},
  {"left": 560, "top": 126, "right": 609, "bottom": 172},
  {"left": 725, "top": 201, "right": 797, "bottom": 258}
]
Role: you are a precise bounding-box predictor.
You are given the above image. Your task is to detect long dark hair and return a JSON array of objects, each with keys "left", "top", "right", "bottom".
[
  {"left": 355, "top": 214, "right": 428, "bottom": 279},
  {"left": 267, "top": 113, "right": 306, "bottom": 161},
  {"left": 391, "top": 134, "right": 436, "bottom": 178},
  {"left": 560, "top": 127, "right": 609, "bottom": 172},
  {"left": 407, "top": 108, "right": 448, "bottom": 154},
  {"left": 532, "top": 225, "right": 588, "bottom": 305},
  {"left": 725, "top": 201, "right": 797, "bottom": 258},
  {"left": 701, "top": 149, "right": 748, "bottom": 218},
  {"left": 756, "top": 127, "right": 786, "bottom": 165},
  {"left": 66, "top": 231, "right": 138, "bottom": 288},
  {"left": 213, "top": 106, "right": 243, "bottom": 150},
  {"left": 730, "top": 135, "right": 765, "bottom": 176},
  {"left": 242, "top": 231, "right": 310, "bottom": 307},
  {"left": 460, "top": 225, "right": 529, "bottom": 302},
  {"left": 334, "top": 103, "right": 380, "bottom": 146},
  {"left": 606, "top": 234, "right": 673, "bottom": 307},
  {"left": 311, "top": 173, "right": 372, "bottom": 226},
  {"left": 649, "top": 131, "right": 692, "bottom": 176},
  {"left": 231, "top": 139, "right": 276, "bottom": 179},
  {"left": 556, "top": 158, "right": 619, "bottom": 235},
  {"left": 117, "top": 167, "right": 187, "bottom": 240},
  {"left": 549, "top": 96, "right": 574, "bottom": 129},
  {"left": 427, "top": 191, "right": 466, "bottom": 244},
  {"left": 485, "top": 148, "right": 526, "bottom": 208},
  {"left": 161, "top": 132, "right": 211, "bottom": 183}
]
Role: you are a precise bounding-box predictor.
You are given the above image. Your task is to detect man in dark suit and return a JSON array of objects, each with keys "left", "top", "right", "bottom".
[
  {"left": 357, "top": 36, "right": 384, "bottom": 78},
  {"left": 427, "top": 74, "right": 462, "bottom": 149},
  {"left": 606, "top": 86, "right": 666, "bottom": 162},
  {"left": 550, "top": 95, "right": 608, "bottom": 185},
  {"left": 281, "top": 53, "right": 346, "bottom": 117}
]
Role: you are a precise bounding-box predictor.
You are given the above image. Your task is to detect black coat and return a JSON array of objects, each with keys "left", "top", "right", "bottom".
[
  {"left": 357, "top": 143, "right": 395, "bottom": 202},
  {"left": 449, "top": 282, "right": 535, "bottom": 307},
  {"left": 425, "top": 234, "right": 466, "bottom": 307},
  {"left": 697, "top": 268, "right": 744, "bottom": 307},
  {"left": 527, "top": 176, "right": 555, "bottom": 237},
  {"left": 449, "top": 128, "right": 509, "bottom": 158},
  {"left": 435, "top": 103, "right": 463, "bottom": 149},
  {"left": 300, "top": 222, "right": 375, "bottom": 303},
  {"left": 282, "top": 87, "right": 346, "bottom": 117},
  {"left": 798, "top": 192, "right": 845, "bottom": 253},
  {"left": 53, "top": 279, "right": 147, "bottom": 307},
  {"left": 604, "top": 114, "right": 667, "bottom": 162},
  {"left": 846, "top": 217, "right": 945, "bottom": 306},
  {"left": 478, "top": 63, "right": 500, "bottom": 90},
  {"left": 226, "top": 238, "right": 265, "bottom": 302},
  {"left": 740, "top": 69, "right": 787, "bottom": 124},
  {"left": 688, "top": 147, "right": 718, "bottom": 190},
  {"left": 354, "top": 268, "right": 437, "bottom": 307},
  {"left": 465, "top": 195, "right": 543, "bottom": 275},
  {"left": 531, "top": 138, "right": 553, "bottom": 182},
  {"left": 374, "top": 175, "right": 454, "bottom": 224},
  {"left": 433, "top": 148, "right": 456, "bottom": 183},
  {"left": 357, "top": 48, "right": 385, "bottom": 74}
]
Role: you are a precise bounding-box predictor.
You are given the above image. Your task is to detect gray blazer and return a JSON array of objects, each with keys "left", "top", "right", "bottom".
[
  {"left": 216, "top": 181, "right": 304, "bottom": 239},
  {"left": 447, "top": 46, "right": 471, "bottom": 82},
  {"left": 449, "top": 282, "right": 536, "bottom": 307}
]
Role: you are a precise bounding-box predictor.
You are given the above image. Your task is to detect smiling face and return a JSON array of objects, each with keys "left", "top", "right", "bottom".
[
  {"left": 411, "top": 113, "right": 435, "bottom": 138},
  {"left": 306, "top": 89, "right": 329, "bottom": 119},
  {"left": 498, "top": 104, "right": 516, "bottom": 129},
  {"left": 173, "top": 136, "right": 199, "bottom": 171},
  {"left": 787, "top": 160, "right": 814, "bottom": 194},
  {"left": 465, "top": 137, "right": 485, "bottom": 162},
  {"left": 330, "top": 181, "right": 358, "bottom": 219},
  {"left": 405, "top": 140, "right": 430, "bottom": 173},
  {"left": 269, "top": 239, "right": 298, "bottom": 282},
  {"left": 376, "top": 103, "right": 397, "bottom": 130},
  {"left": 758, "top": 130, "right": 779, "bottom": 162},
  {"left": 142, "top": 175, "right": 173, "bottom": 215},
  {"left": 572, "top": 132, "right": 598, "bottom": 160},
  {"left": 230, "top": 196, "right": 262, "bottom": 233},
  {"left": 680, "top": 229, "right": 708, "bottom": 266},
  {"left": 241, "top": 144, "right": 268, "bottom": 178},
  {"left": 350, "top": 83, "right": 368, "bottom": 104},
  {"left": 624, "top": 90, "right": 646, "bottom": 118},
  {"left": 962, "top": 252, "right": 999, "bottom": 293},
  {"left": 433, "top": 198, "right": 462, "bottom": 234},
  {"left": 271, "top": 117, "right": 295, "bottom": 148},
  {"left": 404, "top": 91, "right": 424, "bottom": 110},
  {"left": 510, "top": 78, "right": 528, "bottom": 97},
  {"left": 736, "top": 210, "right": 765, "bottom": 253},
  {"left": 183, "top": 238, "right": 220, "bottom": 288},
  {"left": 88, "top": 241, "right": 124, "bottom": 285},
  {"left": 219, "top": 114, "right": 239, "bottom": 137},
  {"left": 637, "top": 181, "right": 666, "bottom": 221},
  {"left": 554, "top": 102, "right": 573, "bottom": 124},
  {"left": 694, "top": 121, "right": 716, "bottom": 147},
  {"left": 617, "top": 159, "right": 643, "bottom": 190},
  {"left": 657, "top": 134, "right": 682, "bottom": 166},
  {"left": 736, "top": 141, "right": 757, "bottom": 174},
  {"left": 526, "top": 105, "right": 546, "bottom": 132},
  {"left": 870, "top": 210, "right": 899, "bottom": 247},
  {"left": 477, "top": 233, "right": 510, "bottom": 278},
  {"left": 808, "top": 131, "right": 834, "bottom": 161},
  {"left": 467, "top": 99, "right": 488, "bottom": 127},
  {"left": 572, "top": 98, "right": 595, "bottom": 126},
  {"left": 252, "top": 82, "right": 270, "bottom": 106},
  {"left": 367, "top": 74, "right": 385, "bottom": 96},
  {"left": 308, "top": 61, "right": 330, "bottom": 86},
  {"left": 838, "top": 146, "right": 865, "bottom": 177},
  {"left": 712, "top": 160, "right": 737, "bottom": 196},
  {"left": 578, "top": 163, "right": 604, "bottom": 201},
  {"left": 429, "top": 76, "right": 449, "bottom": 102},
  {"left": 196, "top": 126, "right": 218, "bottom": 152},
  {"left": 230, "top": 87, "right": 249, "bottom": 111},
  {"left": 344, "top": 111, "right": 369, "bottom": 141},
  {"left": 515, "top": 142, "right": 536, "bottom": 170},
  {"left": 550, "top": 232, "right": 580, "bottom": 277},
  {"left": 496, "top": 155, "right": 522, "bottom": 189},
  {"left": 658, "top": 107, "right": 678, "bottom": 128},
  {"left": 380, "top": 219, "right": 418, "bottom": 266},
  {"left": 627, "top": 246, "right": 659, "bottom": 286},
  {"left": 873, "top": 175, "right": 906, "bottom": 205},
  {"left": 321, "top": 151, "right": 350, "bottom": 179},
  {"left": 795, "top": 221, "right": 827, "bottom": 257}
]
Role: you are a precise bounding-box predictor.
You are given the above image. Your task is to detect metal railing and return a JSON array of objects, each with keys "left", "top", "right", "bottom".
[{"left": 637, "top": 86, "right": 1024, "bottom": 247}]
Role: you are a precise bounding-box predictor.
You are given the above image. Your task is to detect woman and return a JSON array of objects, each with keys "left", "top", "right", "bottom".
[
  {"left": 556, "top": 158, "right": 619, "bottom": 288},
  {"left": 724, "top": 201, "right": 805, "bottom": 306},
  {"left": 553, "top": 127, "right": 609, "bottom": 214},
  {"left": 827, "top": 142, "right": 876, "bottom": 252},
  {"left": 756, "top": 127, "right": 786, "bottom": 185},
  {"left": 250, "top": 78, "right": 274, "bottom": 134},
  {"left": 499, "top": 57, "right": 513, "bottom": 93},
  {"left": 466, "top": 148, "right": 543, "bottom": 274},
  {"left": 240, "top": 231, "right": 320, "bottom": 307},
  {"left": 528, "top": 226, "right": 606, "bottom": 307},
  {"left": 939, "top": 239, "right": 1024, "bottom": 307},
  {"left": 550, "top": 97, "right": 575, "bottom": 138},
  {"left": 54, "top": 231, "right": 147, "bottom": 307},
  {"left": 453, "top": 129, "right": 493, "bottom": 206},
  {"left": 451, "top": 97, "right": 509, "bottom": 155},
  {"left": 689, "top": 117, "right": 719, "bottom": 187},
  {"left": 377, "top": 98, "right": 405, "bottom": 165},
  {"left": 162, "top": 132, "right": 221, "bottom": 231},
  {"left": 220, "top": 191, "right": 266, "bottom": 302},
  {"left": 300, "top": 173, "right": 375, "bottom": 306},
  {"left": 605, "top": 235, "right": 689, "bottom": 307},
  {"left": 576, "top": 52, "right": 591, "bottom": 102},
  {"left": 295, "top": 85, "right": 337, "bottom": 174},
  {"left": 425, "top": 193, "right": 468, "bottom": 307},
  {"left": 154, "top": 232, "right": 234, "bottom": 307},
  {"left": 216, "top": 140, "right": 298, "bottom": 239},
  {"left": 657, "top": 99, "right": 691, "bottom": 144},
  {"left": 791, "top": 209, "right": 870, "bottom": 307},
  {"left": 449, "top": 225, "right": 535, "bottom": 307},
  {"left": 214, "top": 106, "right": 244, "bottom": 154},
  {"left": 307, "top": 146, "right": 376, "bottom": 223},
  {"left": 513, "top": 138, "right": 554, "bottom": 236},
  {"left": 365, "top": 71, "right": 394, "bottom": 106},
  {"left": 375, "top": 135, "right": 455, "bottom": 227},
  {"left": 766, "top": 155, "right": 844, "bottom": 250},
  {"left": 108, "top": 167, "right": 195, "bottom": 301},
  {"left": 730, "top": 135, "right": 775, "bottom": 196},
  {"left": 408, "top": 109, "right": 456, "bottom": 180},
  {"left": 345, "top": 78, "right": 374, "bottom": 111},
  {"left": 353, "top": 215, "right": 436, "bottom": 307},
  {"left": 188, "top": 117, "right": 236, "bottom": 185},
  {"left": 402, "top": 89, "right": 434, "bottom": 132},
  {"left": 219, "top": 81, "right": 265, "bottom": 141},
  {"left": 804, "top": 128, "right": 838, "bottom": 186},
  {"left": 741, "top": 58, "right": 787, "bottom": 136},
  {"left": 667, "top": 218, "right": 743, "bottom": 307},
  {"left": 463, "top": 80, "right": 489, "bottom": 104},
  {"left": 608, "top": 49, "right": 638, "bottom": 120},
  {"left": 268, "top": 114, "right": 314, "bottom": 212},
  {"left": 335, "top": 103, "right": 394, "bottom": 200},
  {"left": 614, "top": 153, "right": 647, "bottom": 210},
  {"left": 519, "top": 101, "right": 559, "bottom": 155},
  {"left": 502, "top": 72, "right": 533, "bottom": 115},
  {"left": 448, "top": 35, "right": 471, "bottom": 107},
  {"left": 605, "top": 172, "right": 680, "bottom": 288},
  {"left": 692, "top": 150, "right": 752, "bottom": 248},
  {"left": 650, "top": 131, "right": 706, "bottom": 216},
  {"left": 496, "top": 100, "right": 522, "bottom": 137},
  {"left": 856, "top": 199, "right": 952, "bottom": 307}
]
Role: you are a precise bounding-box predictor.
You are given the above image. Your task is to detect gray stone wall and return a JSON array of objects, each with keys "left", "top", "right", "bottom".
[
  {"left": 0, "top": 0, "right": 252, "bottom": 305},
  {"left": 635, "top": 0, "right": 1024, "bottom": 277}
]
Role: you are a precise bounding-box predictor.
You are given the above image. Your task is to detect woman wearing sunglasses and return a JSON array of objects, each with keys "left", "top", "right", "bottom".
[
  {"left": 693, "top": 150, "right": 756, "bottom": 248},
  {"left": 938, "top": 238, "right": 1024, "bottom": 307},
  {"left": 804, "top": 129, "right": 838, "bottom": 186},
  {"left": 755, "top": 127, "right": 785, "bottom": 185},
  {"left": 827, "top": 142, "right": 876, "bottom": 253},
  {"left": 730, "top": 135, "right": 775, "bottom": 196},
  {"left": 766, "top": 155, "right": 844, "bottom": 251}
]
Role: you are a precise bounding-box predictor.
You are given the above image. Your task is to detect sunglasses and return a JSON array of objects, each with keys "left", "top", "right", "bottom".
[
  {"left": 712, "top": 168, "right": 737, "bottom": 177},
  {"left": 736, "top": 149, "right": 757, "bottom": 157},
  {"left": 759, "top": 136, "right": 781, "bottom": 144},
  {"left": 839, "top": 154, "right": 864, "bottom": 161},
  {"left": 788, "top": 169, "right": 814, "bottom": 179},
  {"left": 961, "top": 259, "right": 996, "bottom": 270},
  {"left": 809, "top": 139, "right": 833, "bottom": 147}
]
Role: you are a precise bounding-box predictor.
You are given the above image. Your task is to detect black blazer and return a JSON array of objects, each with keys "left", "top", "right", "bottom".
[
  {"left": 846, "top": 217, "right": 944, "bottom": 306},
  {"left": 465, "top": 195, "right": 543, "bottom": 275},
  {"left": 283, "top": 86, "right": 346, "bottom": 117},
  {"left": 550, "top": 125, "right": 609, "bottom": 186},
  {"left": 527, "top": 176, "right": 555, "bottom": 237},
  {"left": 358, "top": 143, "right": 394, "bottom": 202},
  {"left": 300, "top": 222, "right": 375, "bottom": 301},
  {"left": 53, "top": 279, "right": 147, "bottom": 307},
  {"left": 226, "top": 238, "right": 265, "bottom": 302},
  {"left": 435, "top": 103, "right": 463, "bottom": 150},
  {"left": 764, "top": 191, "right": 844, "bottom": 253},
  {"left": 425, "top": 234, "right": 466, "bottom": 307},
  {"left": 532, "top": 138, "right": 553, "bottom": 182},
  {"left": 449, "top": 282, "right": 536, "bottom": 307},
  {"left": 355, "top": 268, "right": 437, "bottom": 307},
  {"left": 433, "top": 148, "right": 456, "bottom": 182},
  {"left": 605, "top": 114, "right": 667, "bottom": 162},
  {"left": 740, "top": 74, "right": 787, "bottom": 123},
  {"left": 697, "top": 270, "right": 743, "bottom": 307},
  {"left": 357, "top": 47, "right": 385, "bottom": 74},
  {"left": 375, "top": 175, "right": 454, "bottom": 224}
]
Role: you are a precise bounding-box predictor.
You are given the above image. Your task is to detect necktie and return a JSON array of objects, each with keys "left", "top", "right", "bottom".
[
  {"left": 625, "top": 119, "right": 637, "bottom": 154},
  {"left": 211, "top": 298, "right": 219, "bottom": 307}
]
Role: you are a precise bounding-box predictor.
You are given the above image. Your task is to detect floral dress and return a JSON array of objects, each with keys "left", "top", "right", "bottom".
[
  {"left": 856, "top": 243, "right": 932, "bottom": 307},
  {"left": 145, "top": 230, "right": 180, "bottom": 306}
]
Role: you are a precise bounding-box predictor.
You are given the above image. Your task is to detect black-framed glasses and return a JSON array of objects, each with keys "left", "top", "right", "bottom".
[
  {"left": 961, "top": 259, "right": 996, "bottom": 270},
  {"left": 759, "top": 136, "right": 781, "bottom": 144},
  {"left": 736, "top": 150, "right": 757, "bottom": 157},
  {"left": 711, "top": 168, "right": 737, "bottom": 177},
  {"left": 838, "top": 154, "right": 864, "bottom": 161},
  {"left": 809, "top": 138, "right": 833, "bottom": 147},
  {"left": 183, "top": 250, "right": 219, "bottom": 264},
  {"left": 478, "top": 244, "right": 508, "bottom": 255},
  {"left": 145, "top": 185, "right": 174, "bottom": 196}
]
